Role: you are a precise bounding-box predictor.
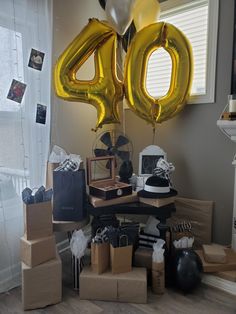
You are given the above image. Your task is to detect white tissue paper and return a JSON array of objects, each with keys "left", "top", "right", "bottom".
[
  {"left": 173, "top": 236, "right": 194, "bottom": 249},
  {"left": 69, "top": 154, "right": 82, "bottom": 168},
  {"left": 153, "top": 239, "right": 165, "bottom": 263},
  {"left": 70, "top": 230, "right": 88, "bottom": 259},
  {"left": 48, "top": 145, "right": 68, "bottom": 163}
]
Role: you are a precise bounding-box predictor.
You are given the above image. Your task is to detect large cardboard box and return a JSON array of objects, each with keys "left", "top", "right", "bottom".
[
  {"left": 24, "top": 201, "right": 53, "bottom": 240},
  {"left": 22, "top": 254, "right": 62, "bottom": 310},
  {"left": 20, "top": 235, "right": 56, "bottom": 267},
  {"left": 169, "top": 197, "right": 214, "bottom": 248},
  {"left": 80, "top": 267, "right": 147, "bottom": 303}
]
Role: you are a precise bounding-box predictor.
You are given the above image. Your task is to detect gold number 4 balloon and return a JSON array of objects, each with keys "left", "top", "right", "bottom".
[
  {"left": 54, "top": 18, "right": 123, "bottom": 131},
  {"left": 54, "top": 19, "right": 193, "bottom": 129}
]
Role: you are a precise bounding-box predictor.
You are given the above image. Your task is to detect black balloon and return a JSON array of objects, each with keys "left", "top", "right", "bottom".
[
  {"left": 122, "top": 21, "right": 136, "bottom": 52},
  {"left": 98, "top": 0, "right": 106, "bottom": 10},
  {"left": 172, "top": 249, "right": 203, "bottom": 292}
]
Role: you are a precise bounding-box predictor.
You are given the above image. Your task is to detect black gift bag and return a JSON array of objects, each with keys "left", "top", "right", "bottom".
[{"left": 53, "top": 169, "right": 87, "bottom": 221}]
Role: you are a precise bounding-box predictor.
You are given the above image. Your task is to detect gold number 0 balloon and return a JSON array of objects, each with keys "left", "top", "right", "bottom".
[
  {"left": 124, "top": 22, "right": 193, "bottom": 125},
  {"left": 54, "top": 19, "right": 123, "bottom": 131}
]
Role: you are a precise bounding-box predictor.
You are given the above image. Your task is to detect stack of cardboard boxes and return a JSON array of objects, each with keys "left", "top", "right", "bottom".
[
  {"left": 196, "top": 244, "right": 236, "bottom": 274},
  {"left": 80, "top": 239, "right": 147, "bottom": 304},
  {"left": 20, "top": 201, "right": 62, "bottom": 310}
]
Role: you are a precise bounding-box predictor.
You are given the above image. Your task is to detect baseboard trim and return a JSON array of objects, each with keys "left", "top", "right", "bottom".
[{"left": 203, "top": 274, "right": 236, "bottom": 296}]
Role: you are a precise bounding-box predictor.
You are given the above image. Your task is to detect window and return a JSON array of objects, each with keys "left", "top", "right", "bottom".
[{"left": 146, "top": 0, "right": 219, "bottom": 104}]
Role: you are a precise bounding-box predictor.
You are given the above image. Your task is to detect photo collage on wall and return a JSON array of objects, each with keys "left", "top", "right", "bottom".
[{"left": 6, "top": 48, "right": 46, "bottom": 125}]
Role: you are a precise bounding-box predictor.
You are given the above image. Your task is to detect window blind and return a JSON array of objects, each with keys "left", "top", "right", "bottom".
[{"left": 146, "top": 0, "right": 208, "bottom": 98}]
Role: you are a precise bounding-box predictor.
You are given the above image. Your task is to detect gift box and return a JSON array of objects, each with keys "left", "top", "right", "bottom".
[
  {"left": 80, "top": 267, "right": 147, "bottom": 303},
  {"left": 196, "top": 249, "right": 236, "bottom": 272},
  {"left": 87, "top": 156, "right": 132, "bottom": 200},
  {"left": 89, "top": 193, "right": 138, "bottom": 207},
  {"left": 24, "top": 201, "right": 53, "bottom": 240},
  {"left": 20, "top": 235, "right": 56, "bottom": 268},
  {"left": 22, "top": 253, "right": 62, "bottom": 310},
  {"left": 53, "top": 169, "right": 87, "bottom": 221},
  {"left": 202, "top": 244, "right": 227, "bottom": 264},
  {"left": 139, "top": 196, "right": 176, "bottom": 208}
]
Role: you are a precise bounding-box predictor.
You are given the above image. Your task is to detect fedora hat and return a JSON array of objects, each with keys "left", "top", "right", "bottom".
[{"left": 137, "top": 176, "right": 177, "bottom": 199}]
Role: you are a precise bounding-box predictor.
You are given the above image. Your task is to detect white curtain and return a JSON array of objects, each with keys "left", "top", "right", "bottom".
[{"left": 0, "top": 0, "right": 52, "bottom": 293}]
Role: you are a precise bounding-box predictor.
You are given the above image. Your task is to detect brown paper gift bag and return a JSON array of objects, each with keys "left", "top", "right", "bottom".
[
  {"left": 152, "top": 261, "right": 165, "bottom": 294},
  {"left": 91, "top": 242, "right": 110, "bottom": 274},
  {"left": 110, "top": 242, "right": 133, "bottom": 274}
]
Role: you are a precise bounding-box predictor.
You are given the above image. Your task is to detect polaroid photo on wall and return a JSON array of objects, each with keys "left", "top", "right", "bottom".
[
  {"left": 7, "top": 79, "right": 27, "bottom": 104},
  {"left": 28, "top": 48, "right": 45, "bottom": 71},
  {"left": 36, "top": 104, "right": 47, "bottom": 125}
]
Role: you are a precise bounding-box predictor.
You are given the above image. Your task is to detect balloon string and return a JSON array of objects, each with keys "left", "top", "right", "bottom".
[{"left": 152, "top": 127, "right": 156, "bottom": 144}]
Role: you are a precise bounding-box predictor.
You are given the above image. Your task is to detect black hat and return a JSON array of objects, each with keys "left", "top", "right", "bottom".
[{"left": 137, "top": 176, "right": 177, "bottom": 199}]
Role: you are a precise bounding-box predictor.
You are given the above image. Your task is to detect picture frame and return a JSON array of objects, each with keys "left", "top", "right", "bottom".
[{"left": 138, "top": 145, "right": 167, "bottom": 177}]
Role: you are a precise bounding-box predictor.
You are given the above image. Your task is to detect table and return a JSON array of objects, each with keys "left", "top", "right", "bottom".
[{"left": 87, "top": 201, "right": 176, "bottom": 241}]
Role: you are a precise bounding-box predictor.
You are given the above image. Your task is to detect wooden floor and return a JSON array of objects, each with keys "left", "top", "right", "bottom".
[{"left": 1, "top": 251, "right": 236, "bottom": 314}]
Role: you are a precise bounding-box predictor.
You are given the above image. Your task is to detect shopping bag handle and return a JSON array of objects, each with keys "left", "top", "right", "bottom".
[{"left": 119, "top": 234, "right": 128, "bottom": 247}]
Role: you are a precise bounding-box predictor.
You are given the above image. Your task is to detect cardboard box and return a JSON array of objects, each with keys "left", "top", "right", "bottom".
[
  {"left": 22, "top": 254, "right": 62, "bottom": 310},
  {"left": 139, "top": 196, "right": 176, "bottom": 208},
  {"left": 169, "top": 197, "right": 214, "bottom": 248},
  {"left": 80, "top": 267, "right": 147, "bottom": 303},
  {"left": 87, "top": 156, "right": 132, "bottom": 200},
  {"left": 20, "top": 235, "right": 56, "bottom": 267},
  {"left": 196, "top": 249, "right": 236, "bottom": 272},
  {"left": 133, "top": 247, "right": 153, "bottom": 270},
  {"left": 89, "top": 193, "right": 138, "bottom": 208},
  {"left": 203, "top": 244, "right": 227, "bottom": 264},
  {"left": 24, "top": 201, "right": 53, "bottom": 240}
]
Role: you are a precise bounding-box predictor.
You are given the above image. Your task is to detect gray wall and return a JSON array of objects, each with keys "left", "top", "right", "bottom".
[
  {"left": 125, "top": 0, "right": 235, "bottom": 244},
  {"left": 52, "top": 0, "right": 235, "bottom": 244}
]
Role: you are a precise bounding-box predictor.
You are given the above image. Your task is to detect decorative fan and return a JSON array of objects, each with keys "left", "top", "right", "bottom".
[{"left": 93, "top": 130, "right": 133, "bottom": 169}]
